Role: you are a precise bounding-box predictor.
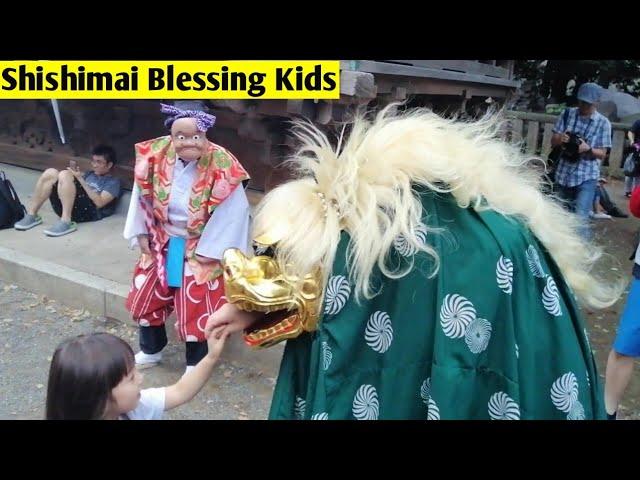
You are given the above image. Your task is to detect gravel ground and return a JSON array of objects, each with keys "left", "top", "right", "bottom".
[{"left": 0, "top": 280, "right": 275, "bottom": 420}]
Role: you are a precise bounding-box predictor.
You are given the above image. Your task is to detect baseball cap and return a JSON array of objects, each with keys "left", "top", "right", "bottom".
[{"left": 577, "top": 82, "right": 603, "bottom": 104}]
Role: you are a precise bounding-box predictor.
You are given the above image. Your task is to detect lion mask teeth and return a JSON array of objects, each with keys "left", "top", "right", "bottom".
[{"left": 222, "top": 248, "right": 323, "bottom": 347}]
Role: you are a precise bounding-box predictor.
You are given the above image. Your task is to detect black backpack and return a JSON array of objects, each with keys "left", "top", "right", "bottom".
[{"left": 0, "top": 171, "right": 26, "bottom": 229}]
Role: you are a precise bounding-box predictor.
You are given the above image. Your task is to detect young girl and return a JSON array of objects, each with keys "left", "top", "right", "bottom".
[{"left": 45, "top": 329, "right": 228, "bottom": 420}]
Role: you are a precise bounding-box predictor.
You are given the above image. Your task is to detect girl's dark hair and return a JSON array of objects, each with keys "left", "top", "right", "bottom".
[{"left": 46, "top": 332, "right": 135, "bottom": 420}]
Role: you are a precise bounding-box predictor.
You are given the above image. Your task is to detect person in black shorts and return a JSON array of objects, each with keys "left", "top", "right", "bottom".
[{"left": 14, "top": 145, "right": 122, "bottom": 237}]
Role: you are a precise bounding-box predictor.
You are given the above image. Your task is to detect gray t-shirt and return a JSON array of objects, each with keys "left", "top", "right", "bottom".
[{"left": 83, "top": 171, "right": 121, "bottom": 218}]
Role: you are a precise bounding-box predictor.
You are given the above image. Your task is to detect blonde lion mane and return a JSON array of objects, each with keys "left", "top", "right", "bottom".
[{"left": 251, "top": 104, "right": 623, "bottom": 309}]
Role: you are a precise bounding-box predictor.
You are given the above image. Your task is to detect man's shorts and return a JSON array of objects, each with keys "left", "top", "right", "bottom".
[
  {"left": 613, "top": 277, "right": 640, "bottom": 357},
  {"left": 49, "top": 179, "right": 99, "bottom": 223}
]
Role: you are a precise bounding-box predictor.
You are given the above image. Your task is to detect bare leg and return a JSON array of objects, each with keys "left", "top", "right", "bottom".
[
  {"left": 56, "top": 170, "right": 77, "bottom": 222},
  {"left": 27, "top": 168, "right": 59, "bottom": 216},
  {"left": 604, "top": 349, "right": 636, "bottom": 415}
]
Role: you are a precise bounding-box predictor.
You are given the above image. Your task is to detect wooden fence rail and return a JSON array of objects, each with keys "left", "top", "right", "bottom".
[{"left": 505, "top": 110, "right": 633, "bottom": 178}]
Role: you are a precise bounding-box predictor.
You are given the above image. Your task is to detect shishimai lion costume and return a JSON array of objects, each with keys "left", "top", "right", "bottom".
[{"left": 218, "top": 105, "right": 622, "bottom": 420}]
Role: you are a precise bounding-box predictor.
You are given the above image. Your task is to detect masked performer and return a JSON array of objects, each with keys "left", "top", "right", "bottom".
[
  {"left": 124, "top": 101, "right": 250, "bottom": 375},
  {"left": 207, "top": 105, "right": 622, "bottom": 419}
]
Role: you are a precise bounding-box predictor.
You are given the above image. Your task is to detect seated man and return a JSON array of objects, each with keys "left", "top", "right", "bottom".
[
  {"left": 14, "top": 145, "right": 121, "bottom": 237},
  {"left": 592, "top": 177, "right": 628, "bottom": 219}
]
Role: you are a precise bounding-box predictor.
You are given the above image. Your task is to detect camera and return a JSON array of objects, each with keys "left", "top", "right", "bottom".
[{"left": 561, "top": 132, "right": 584, "bottom": 163}]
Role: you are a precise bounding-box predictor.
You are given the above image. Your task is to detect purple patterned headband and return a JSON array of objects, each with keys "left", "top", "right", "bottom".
[{"left": 160, "top": 103, "right": 216, "bottom": 132}]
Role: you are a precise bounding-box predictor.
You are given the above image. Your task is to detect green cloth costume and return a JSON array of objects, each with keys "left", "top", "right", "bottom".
[{"left": 269, "top": 191, "right": 603, "bottom": 420}]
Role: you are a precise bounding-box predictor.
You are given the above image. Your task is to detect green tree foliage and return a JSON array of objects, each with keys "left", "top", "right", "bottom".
[{"left": 515, "top": 60, "right": 640, "bottom": 106}]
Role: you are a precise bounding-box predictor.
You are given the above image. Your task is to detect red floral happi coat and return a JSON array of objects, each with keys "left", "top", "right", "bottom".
[{"left": 134, "top": 135, "right": 250, "bottom": 285}]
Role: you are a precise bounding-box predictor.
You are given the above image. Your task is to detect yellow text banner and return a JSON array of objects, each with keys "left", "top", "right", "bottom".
[{"left": 0, "top": 61, "right": 341, "bottom": 99}]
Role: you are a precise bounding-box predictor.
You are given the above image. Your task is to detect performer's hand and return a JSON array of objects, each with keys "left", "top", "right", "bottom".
[
  {"left": 205, "top": 303, "right": 260, "bottom": 339},
  {"left": 138, "top": 234, "right": 151, "bottom": 255},
  {"left": 209, "top": 325, "right": 228, "bottom": 342},
  {"left": 561, "top": 132, "right": 571, "bottom": 143},
  {"left": 206, "top": 328, "right": 229, "bottom": 360}
]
